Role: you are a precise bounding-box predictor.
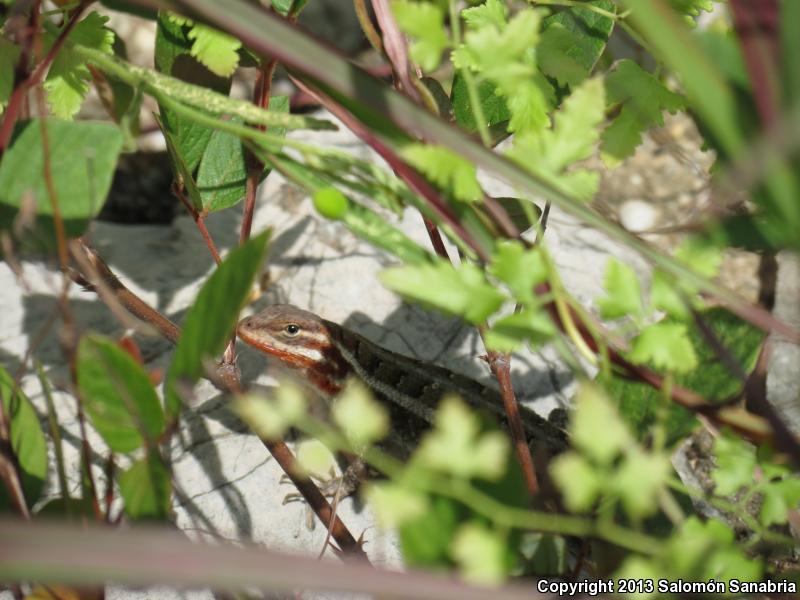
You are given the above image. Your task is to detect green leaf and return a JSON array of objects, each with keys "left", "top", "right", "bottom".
[
  {"left": 613, "top": 452, "right": 670, "bottom": 520},
  {"left": 760, "top": 478, "right": 800, "bottom": 526},
  {"left": 507, "top": 76, "right": 605, "bottom": 200},
  {"left": 415, "top": 396, "right": 509, "bottom": 480},
  {"left": 119, "top": 456, "right": 171, "bottom": 520},
  {"left": 540, "top": 1, "right": 615, "bottom": 80},
  {"left": 651, "top": 270, "right": 690, "bottom": 320},
  {"left": 450, "top": 74, "right": 510, "bottom": 134},
  {"left": 597, "top": 258, "right": 642, "bottom": 319},
  {"left": 550, "top": 452, "right": 601, "bottom": 512},
  {"left": 76, "top": 334, "right": 165, "bottom": 453},
  {"left": 0, "top": 119, "right": 123, "bottom": 246},
  {"left": 401, "top": 144, "right": 483, "bottom": 202},
  {"left": 456, "top": 9, "right": 549, "bottom": 133},
  {"left": 332, "top": 379, "right": 390, "bottom": 448},
  {"left": 489, "top": 241, "right": 548, "bottom": 303},
  {"left": 538, "top": 24, "right": 591, "bottom": 88},
  {"left": 601, "top": 60, "right": 685, "bottom": 166},
  {"left": 571, "top": 384, "right": 631, "bottom": 464},
  {"left": 234, "top": 384, "right": 307, "bottom": 441},
  {"left": 462, "top": 0, "right": 507, "bottom": 31},
  {"left": 668, "top": 0, "right": 714, "bottom": 23},
  {"left": 364, "top": 482, "right": 429, "bottom": 530},
  {"left": 165, "top": 231, "right": 270, "bottom": 418},
  {"left": 484, "top": 309, "right": 556, "bottom": 352},
  {"left": 44, "top": 12, "right": 115, "bottom": 119},
  {"left": 0, "top": 38, "right": 21, "bottom": 111},
  {"left": 711, "top": 433, "right": 756, "bottom": 496},
  {"left": 196, "top": 97, "right": 287, "bottom": 211},
  {"left": 397, "top": 494, "right": 462, "bottom": 567},
  {"left": 380, "top": 260, "right": 506, "bottom": 324},
  {"left": 451, "top": 523, "right": 510, "bottom": 585},
  {"left": 675, "top": 236, "right": 722, "bottom": 279},
  {"left": 186, "top": 23, "right": 241, "bottom": 77},
  {"left": 0, "top": 367, "right": 47, "bottom": 508},
  {"left": 391, "top": 1, "right": 449, "bottom": 72},
  {"left": 155, "top": 12, "right": 232, "bottom": 172},
  {"left": 630, "top": 322, "right": 698, "bottom": 374},
  {"left": 608, "top": 308, "right": 764, "bottom": 444}
]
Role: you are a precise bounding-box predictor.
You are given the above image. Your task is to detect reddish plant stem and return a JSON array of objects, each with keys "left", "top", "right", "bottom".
[
  {"left": 173, "top": 184, "right": 223, "bottom": 265},
  {"left": 729, "top": 0, "right": 780, "bottom": 129},
  {"left": 420, "top": 215, "right": 450, "bottom": 260},
  {"left": 486, "top": 351, "right": 539, "bottom": 496},
  {"left": 0, "top": 1, "right": 89, "bottom": 153}
]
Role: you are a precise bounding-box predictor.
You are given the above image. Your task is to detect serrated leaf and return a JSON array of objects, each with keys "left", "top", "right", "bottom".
[
  {"left": 0, "top": 119, "right": 123, "bottom": 246},
  {"left": 675, "top": 236, "right": 722, "bottom": 279},
  {"left": 77, "top": 334, "right": 165, "bottom": 453},
  {"left": 44, "top": 12, "right": 115, "bottom": 119},
  {"left": 119, "top": 456, "right": 171, "bottom": 520},
  {"left": 196, "top": 97, "right": 287, "bottom": 211},
  {"left": 550, "top": 452, "right": 601, "bottom": 512},
  {"left": 614, "top": 452, "right": 670, "bottom": 519},
  {"left": 186, "top": 23, "right": 241, "bottom": 77},
  {"left": 760, "top": 479, "right": 800, "bottom": 526},
  {"left": 630, "top": 322, "right": 698, "bottom": 374},
  {"left": 597, "top": 258, "right": 642, "bottom": 319},
  {"left": 601, "top": 60, "right": 685, "bottom": 165},
  {"left": 416, "top": 396, "right": 509, "bottom": 480},
  {"left": 712, "top": 433, "right": 756, "bottom": 496},
  {"left": 155, "top": 12, "right": 232, "bottom": 172},
  {"left": 507, "top": 77, "right": 605, "bottom": 200},
  {"left": 489, "top": 241, "right": 548, "bottom": 303},
  {"left": 332, "top": 379, "right": 389, "bottom": 448},
  {"left": 538, "top": 24, "right": 590, "bottom": 88},
  {"left": 401, "top": 144, "right": 482, "bottom": 202},
  {"left": 391, "top": 1, "right": 449, "bottom": 72},
  {"left": 450, "top": 74, "right": 510, "bottom": 133},
  {"left": 451, "top": 523, "right": 510, "bottom": 585},
  {"left": 234, "top": 385, "right": 307, "bottom": 441},
  {"left": 0, "top": 367, "right": 47, "bottom": 508},
  {"left": 540, "top": 1, "right": 615, "bottom": 79},
  {"left": 571, "top": 384, "right": 631, "bottom": 464},
  {"left": 462, "top": 0, "right": 507, "bottom": 31},
  {"left": 484, "top": 309, "right": 555, "bottom": 352},
  {"left": 365, "top": 482, "right": 429, "bottom": 530},
  {"left": 607, "top": 308, "right": 764, "bottom": 445},
  {"left": 456, "top": 9, "right": 549, "bottom": 133},
  {"left": 651, "top": 270, "right": 690, "bottom": 320},
  {"left": 165, "top": 231, "right": 270, "bottom": 418},
  {"left": 380, "top": 260, "right": 506, "bottom": 324}
]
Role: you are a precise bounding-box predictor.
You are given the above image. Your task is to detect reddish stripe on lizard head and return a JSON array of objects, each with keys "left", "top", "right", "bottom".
[{"left": 237, "top": 304, "right": 337, "bottom": 368}]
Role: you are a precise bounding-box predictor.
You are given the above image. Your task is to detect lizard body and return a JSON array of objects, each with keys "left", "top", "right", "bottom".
[{"left": 237, "top": 304, "right": 567, "bottom": 458}]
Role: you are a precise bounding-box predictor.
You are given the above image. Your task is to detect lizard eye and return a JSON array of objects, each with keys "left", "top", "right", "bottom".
[{"left": 284, "top": 323, "right": 300, "bottom": 336}]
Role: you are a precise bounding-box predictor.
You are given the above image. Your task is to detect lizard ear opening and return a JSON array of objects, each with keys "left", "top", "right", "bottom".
[{"left": 284, "top": 323, "right": 301, "bottom": 336}]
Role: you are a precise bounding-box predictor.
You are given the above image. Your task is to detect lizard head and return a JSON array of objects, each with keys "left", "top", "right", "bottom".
[{"left": 237, "top": 304, "right": 335, "bottom": 369}]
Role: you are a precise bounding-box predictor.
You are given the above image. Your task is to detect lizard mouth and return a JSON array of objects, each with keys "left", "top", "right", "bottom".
[{"left": 237, "top": 325, "right": 325, "bottom": 369}]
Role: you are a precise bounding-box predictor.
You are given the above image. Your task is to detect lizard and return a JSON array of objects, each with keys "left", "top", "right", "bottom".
[{"left": 236, "top": 304, "right": 568, "bottom": 491}]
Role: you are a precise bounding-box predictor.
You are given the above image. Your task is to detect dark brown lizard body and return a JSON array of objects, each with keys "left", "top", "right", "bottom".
[{"left": 237, "top": 304, "right": 567, "bottom": 459}]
